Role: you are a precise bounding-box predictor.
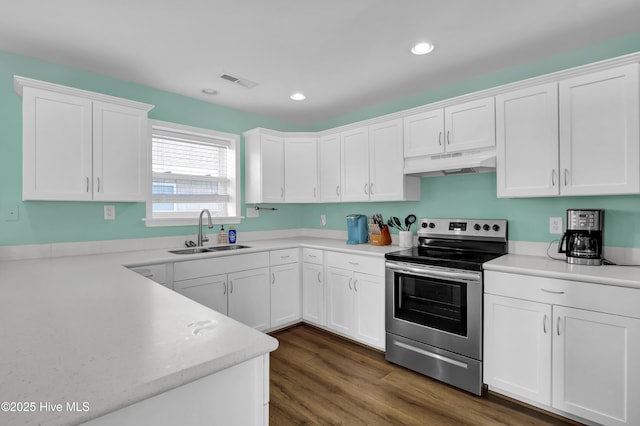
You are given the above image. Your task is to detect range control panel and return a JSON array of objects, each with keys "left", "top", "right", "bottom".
[{"left": 418, "top": 218, "right": 508, "bottom": 240}]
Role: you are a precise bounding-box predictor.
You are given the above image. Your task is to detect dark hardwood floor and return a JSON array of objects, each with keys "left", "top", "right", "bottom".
[{"left": 269, "top": 325, "right": 582, "bottom": 426}]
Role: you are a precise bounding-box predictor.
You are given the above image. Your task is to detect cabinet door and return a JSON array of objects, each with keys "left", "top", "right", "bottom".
[
  {"left": 228, "top": 268, "right": 270, "bottom": 331},
  {"left": 340, "top": 127, "right": 370, "bottom": 201},
  {"left": 325, "top": 266, "right": 354, "bottom": 336},
  {"left": 496, "top": 84, "right": 559, "bottom": 198},
  {"left": 270, "top": 263, "right": 301, "bottom": 329},
  {"left": 302, "top": 262, "right": 324, "bottom": 326},
  {"left": 318, "top": 133, "right": 341, "bottom": 201},
  {"left": 559, "top": 64, "right": 640, "bottom": 196},
  {"left": 368, "top": 119, "right": 405, "bottom": 201},
  {"left": 444, "top": 97, "right": 495, "bottom": 153},
  {"left": 93, "top": 101, "right": 148, "bottom": 202},
  {"left": 403, "top": 109, "right": 445, "bottom": 157},
  {"left": 284, "top": 137, "right": 317, "bottom": 202},
  {"left": 261, "top": 134, "right": 285, "bottom": 202},
  {"left": 484, "top": 294, "right": 552, "bottom": 405},
  {"left": 552, "top": 306, "right": 640, "bottom": 426},
  {"left": 22, "top": 87, "right": 93, "bottom": 201},
  {"left": 353, "top": 272, "right": 385, "bottom": 350},
  {"left": 173, "top": 275, "right": 228, "bottom": 315}
]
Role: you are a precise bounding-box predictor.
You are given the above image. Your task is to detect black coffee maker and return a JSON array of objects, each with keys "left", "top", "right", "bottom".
[{"left": 558, "top": 209, "right": 604, "bottom": 265}]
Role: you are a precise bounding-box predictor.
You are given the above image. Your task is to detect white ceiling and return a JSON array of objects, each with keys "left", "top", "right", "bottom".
[{"left": 1, "top": 1, "right": 639, "bottom": 125}]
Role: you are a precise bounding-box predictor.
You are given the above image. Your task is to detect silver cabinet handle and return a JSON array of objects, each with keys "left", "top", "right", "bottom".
[
  {"left": 354, "top": 280, "right": 358, "bottom": 292},
  {"left": 314, "top": 187, "right": 317, "bottom": 198},
  {"left": 348, "top": 277, "right": 352, "bottom": 290},
  {"left": 438, "top": 131, "right": 442, "bottom": 146},
  {"left": 280, "top": 255, "right": 290, "bottom": 259},
  {"left": 564, "top": 169, "right": 569, "bottom": 186},
  {"left": 308, "top": 254, "right": 317, "bottom": 258},
  {"left": 541, "top": 288, "right": 565, "bottom": 294},
  {"left": 551, "top": 170, "right": 557, "bottom": 187},
  {"left": 336, "top": 185, "right": 340, "bottom": 197},
  {"left": 229, "top": 281, "right": 233, "bottom": 294},
  {"left": 223, "top": 281, "right": 227, "bottom": 295},
  {"left": 557, "top": 317, "right": 562, "bottom": 336},
  {"left": 271, "top": 273, "right": 275, "bottom": 285},
  {"left": 370, "top": 183, "right": 374, "bottom": 195},
  {"left": 447, "top": 130, "right": 451, "bottom": 145},
  {"left": 281, "top": 187, "right": 284, "bottom": 198},
  {"left": 86, "top": 177, "right": 90, "bottom": 192},
  {"left": 97, "top": 177, "right": 101, "bottom": 193},
  {"left": 364, "top": 183, "right": 368, "bottom": 195},
  {"left": 543, "top": 314, "right": 548, "bottom": 334},
  {"left": 317, "top": 271, "right": 321, "bottom": 283},
  {"left": 348, "top": 261, "right": 359, "bottom": 266}
]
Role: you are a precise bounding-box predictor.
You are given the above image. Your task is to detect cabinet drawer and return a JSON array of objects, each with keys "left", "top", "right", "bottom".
[
  {"left": 326, "top": 251, "right": 384, "bottom": 276},
  {"left": 485, "top": 270, "right": 640, "bottom": 319},
  {"left": 302, "top": 248, "right": 323, "bottom": 264},
  {"left": 129, "top": 264, "right": 167, "bottom": 285},
  {"left": 270, "top": 248, "right": 299, "bottom": 266},
  {"left": 174, "top": 252, "right": 269, "bottom": 281}
]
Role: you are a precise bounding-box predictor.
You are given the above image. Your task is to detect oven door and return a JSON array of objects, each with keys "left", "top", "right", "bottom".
[{"left": 385, "top": 261, "right": 482, "bottom": 360}]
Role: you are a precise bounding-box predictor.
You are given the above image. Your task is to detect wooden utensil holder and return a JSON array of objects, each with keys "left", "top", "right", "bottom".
[{"left": 369, "top": 226, "right": 392, "bottom": 246}]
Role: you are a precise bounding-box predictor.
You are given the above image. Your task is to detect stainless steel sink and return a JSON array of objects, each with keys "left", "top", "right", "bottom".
[
  {"left": 169, "top": 245, "right": 251, "bottom": 254},
  {"left": 168, "top": 247, "right": 213, "bottom": 255},
  {"left": 207, "top": 244, "right": 251, "bottom": 251}
]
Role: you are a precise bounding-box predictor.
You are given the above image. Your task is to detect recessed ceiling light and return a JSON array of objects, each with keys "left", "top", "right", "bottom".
[
  {"left": 202, "top": 88, "right": 218, "bottom": 95},
  {"left": 290, "top": 92, "right": 306, "bottom": 101},
  {"left": 411, "top": 42, "right": 435, "bottom": 55}
]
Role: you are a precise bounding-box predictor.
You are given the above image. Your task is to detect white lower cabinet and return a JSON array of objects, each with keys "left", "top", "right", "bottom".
[
  {"left": 228, "top": 268, "right": 271, "bottom": 331},
  {"left": 325, "top": 252, "right": 385, "bottom": 350},
  {"left": 270, "top": 249, "right": 301, "bottom": 329},
  {"left": 302, "top": 262, "right": 324, "bottom": 326},
  {"left": 484, "top": 271, "right": 640, "bottom": 426},
  {"left": 173, "top": 253, "right": 271, "bottom": 331}
]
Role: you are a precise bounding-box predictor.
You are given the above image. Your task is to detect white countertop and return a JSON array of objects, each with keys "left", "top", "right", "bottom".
[
  {"left": 0, "top": 237, "right": 397, "bottom": 426},
  {"left": 484, "top": 254, "right": 640, "bottom": 289}
]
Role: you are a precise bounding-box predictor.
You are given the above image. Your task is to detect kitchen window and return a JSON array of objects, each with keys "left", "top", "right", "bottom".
[{"left": 145, "top": 120, "right": 240, "bottom": 226}]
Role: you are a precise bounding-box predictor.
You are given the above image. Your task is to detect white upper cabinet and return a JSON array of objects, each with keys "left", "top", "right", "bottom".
[
  {"left": 19, "top": 78, "right": 153, "bottom": 202},
  {"left": 284, "top": 137, "right": 317, "bottom": 202},
  {"left": 318, "top": 133, "right": 341, "bottom": 202},
  {"left": 341, "top": 120, "right": 419, "bottom": 202},
  {"left": 340, "top": 126, "right": 370, "bottom": 201},
  {"left": 558, "top": 63, "right": 640, "bottom": 196},
  {"left": 244, "top": 129, "right": 285, "bottom": 204},
  {"left": 403, "top": 109, "right": 445, "bottom": 157},
  {"left": 496, "top": 83, "right": 559, "bottom": 197},
  {"left": 445, "top": 97, "right": 496, "bottom": 153},
  {"left": 497, "top": 64, "right": 640, "bottom": 198}
]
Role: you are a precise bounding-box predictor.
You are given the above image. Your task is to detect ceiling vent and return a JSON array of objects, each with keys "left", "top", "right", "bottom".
[{"left": 219, "top": 73, "right": 259, "bottom": 89}]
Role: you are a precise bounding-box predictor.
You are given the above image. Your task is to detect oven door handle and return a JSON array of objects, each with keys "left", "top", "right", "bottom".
[{"left": 386, "top": 262, "right": 481, "bottom": 282}]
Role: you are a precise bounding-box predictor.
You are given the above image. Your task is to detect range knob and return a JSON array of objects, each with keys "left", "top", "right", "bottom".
[
  {"left": 473, "top": 224, "right": 481, "bottom": 231},
  {"left": 492, "top": 224, "right": 501, "bottom": 232},
  {"left": 429, "top": 222, "right": 436, "bottom": 229},
  {"left": 483, "top": 224, "right": 490, "bottom": 231},
  {"left": 421, "top": 222, "right": 428, "bottom": 229}
]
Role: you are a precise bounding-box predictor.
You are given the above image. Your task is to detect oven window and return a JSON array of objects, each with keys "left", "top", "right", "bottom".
[{"left": 394, "top": 273, "right": 467, "bottom": 336}]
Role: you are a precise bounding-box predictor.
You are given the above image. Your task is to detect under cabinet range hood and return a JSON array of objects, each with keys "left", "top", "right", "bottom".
[{"left": 403, "top": 149, "right": 496, "bottom": 177}]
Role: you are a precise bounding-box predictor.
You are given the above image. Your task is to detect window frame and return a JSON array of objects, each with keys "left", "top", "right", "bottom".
[{"left": 145, "top": 119, "right": 241, "bottom": 227}]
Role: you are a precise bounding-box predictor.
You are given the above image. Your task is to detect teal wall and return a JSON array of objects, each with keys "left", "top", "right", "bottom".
[{"left": 1, "top": 32, "right": 640, "bottom": 247}]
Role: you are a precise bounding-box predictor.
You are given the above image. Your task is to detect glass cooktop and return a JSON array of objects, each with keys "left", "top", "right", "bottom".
[{"left": 385, "top": 247, "right": 506, "bottom": 271}]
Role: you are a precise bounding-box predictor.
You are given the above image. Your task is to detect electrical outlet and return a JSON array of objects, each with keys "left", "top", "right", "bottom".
[
  {"left": 246, "top": 207, "right": 259, "bottom": 218},
  {"left": 550, "top": 216, "right": 563, "bottom": 234},
  {"left": 320, "top": 214, "right": 327, "bottom": 226},
  {"left": 104, "top": 205, "right": 116, "bottom": 220}
]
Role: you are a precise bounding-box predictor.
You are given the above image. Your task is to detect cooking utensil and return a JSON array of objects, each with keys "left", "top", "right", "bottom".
[
  {"left": 392, "top": 216, "right": 405, "bottom": 231},
  {"left": 405, "top": 214, "right": 417, "bottom": 231},
  {"left": 387, "top": 218, "right": 401, "bottom": 231}
]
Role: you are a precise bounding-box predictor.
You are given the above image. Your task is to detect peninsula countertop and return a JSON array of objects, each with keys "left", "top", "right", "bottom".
[{"left": 0, "top": 236, "right": 399, "bottom": 426}]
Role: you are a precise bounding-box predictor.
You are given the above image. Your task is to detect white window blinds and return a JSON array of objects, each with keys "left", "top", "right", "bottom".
[{"left": 150, "top": 124, "right": 236, "bottom": 219}]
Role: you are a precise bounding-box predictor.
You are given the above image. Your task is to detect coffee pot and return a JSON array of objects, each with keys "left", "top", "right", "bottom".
[{"left": 558, "top": 209, "right": 604, "bottom": 265}]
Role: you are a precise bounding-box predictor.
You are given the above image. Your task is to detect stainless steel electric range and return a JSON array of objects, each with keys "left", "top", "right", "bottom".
[{"left": 384, "top": 217, "right": 508, "bottom": 395}]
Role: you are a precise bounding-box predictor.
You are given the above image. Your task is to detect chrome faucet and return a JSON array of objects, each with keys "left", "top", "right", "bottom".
[{"left": 197, "top": 209, "right": 214, "bottom": 246}]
